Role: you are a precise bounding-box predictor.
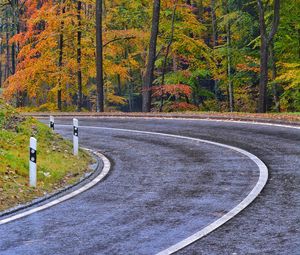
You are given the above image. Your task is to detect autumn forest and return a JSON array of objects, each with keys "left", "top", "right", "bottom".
[{"left": 0, "top": 0, "right": 299, "bottom": 113}]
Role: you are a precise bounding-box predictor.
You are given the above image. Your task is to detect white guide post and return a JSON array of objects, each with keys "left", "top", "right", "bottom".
[
  {"left": 29, "top": 137, "right": 37, "bottom": 187},
  {"left": 49, "top": 116, "right": 55, "bottom": 130},
  {"left": 73, "top": 118, "right": 79, "bottom": 156}
]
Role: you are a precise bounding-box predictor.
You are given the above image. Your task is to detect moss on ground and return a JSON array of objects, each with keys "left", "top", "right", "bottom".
[{"left": 0, "top": 100, "right": 93, "bottom": 211}]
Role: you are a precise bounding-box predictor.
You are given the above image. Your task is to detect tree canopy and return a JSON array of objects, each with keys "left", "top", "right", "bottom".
[{"left": 0, "top": 0, "right": 299, "bottom": 112}]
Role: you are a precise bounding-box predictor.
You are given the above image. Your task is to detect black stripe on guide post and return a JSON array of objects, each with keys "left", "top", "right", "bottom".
[
  {"left": 30, "top": 148, "right": 37, "bottom": 163},
  {"left": 73, "top": 126, "right": 79, "bottom": 137}
]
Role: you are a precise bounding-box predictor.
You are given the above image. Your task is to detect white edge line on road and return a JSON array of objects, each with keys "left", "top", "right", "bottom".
[
  {"left": 40, "top": 115, "right": 300, "bottom": 130},
  {"left": 57, "top": 125, "right": 268, "bottom": 255},
  {"left": 0, "top": 152, "right": 111, "bottom": 225},
  {"left": 187, "top": 118, "right": 300, "bottom": 130}
]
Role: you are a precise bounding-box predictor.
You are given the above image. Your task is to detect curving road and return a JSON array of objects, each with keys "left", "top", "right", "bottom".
[{"left": 0, "top": 118, "right": 299, "bottom": 255}]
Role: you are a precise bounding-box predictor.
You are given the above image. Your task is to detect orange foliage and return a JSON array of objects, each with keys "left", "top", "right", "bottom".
[
  {"left": 236, "top": 63, "right": 260, "bottom": 73},
  {"left": 152, "top": 84, "right": 192, "bottom": 98},
  {"left": 168, "top": 102, "right": 198, "bottom": 112},
  {"left": 236, "top": 55, "right": 260, "bottom": 73}
]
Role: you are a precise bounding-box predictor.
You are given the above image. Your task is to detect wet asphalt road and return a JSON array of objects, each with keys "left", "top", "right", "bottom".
[{"left": 0, "top": 118, "right": 299, "bottom": 255}]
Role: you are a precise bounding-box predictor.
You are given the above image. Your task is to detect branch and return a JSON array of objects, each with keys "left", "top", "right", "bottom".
[
  {"left": 161, "top": 2, "right": 177, "bottom": 85},
  {"left": 155, "top": 45, "right": 164, "bottom": 60},
  {"left": 103, "top": 36, "right": 136, "bottom": 48},
  {"left": 268, "top": 0, "right": 280, "bottom": 43},
  {"left": 19, "top": 0, "right": 27, "bottom": 11},
  {"left": 257, "top": 0, "right": 267, "bottom": 38},
  {"left": 6, "top": 0, "right": 13, "bottom": 7}
]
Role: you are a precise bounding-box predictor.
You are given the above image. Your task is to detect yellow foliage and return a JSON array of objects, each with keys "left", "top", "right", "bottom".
[{"left": 277, "top": 62, "right": 300, "bottom": 90}]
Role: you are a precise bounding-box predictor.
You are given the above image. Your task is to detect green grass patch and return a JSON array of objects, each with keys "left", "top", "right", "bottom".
[{"left": 0, "top": 100, "right": 93, "bottom": 211}]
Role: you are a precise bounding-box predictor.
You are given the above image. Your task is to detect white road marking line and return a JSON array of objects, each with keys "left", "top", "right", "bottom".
[
  {"left": 40, "top": 115, "right": 300, "bottom": 130},
  {"left": 180, "top": 118, "right": 300, "bottom": 130},
  {"left": 0, "top": 152, "right": 111, "bottom": 225},
  {"left": 56, "top": 125, "right": 269, "bottom": 255}
]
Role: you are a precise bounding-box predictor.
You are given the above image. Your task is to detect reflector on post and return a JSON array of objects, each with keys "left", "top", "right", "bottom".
[
  {"left": 73, "top": 118, "right": 79, "bottom": 156},
  {"left": 49, "top": 116, "right": 55, "bottom": 130},
  {"left": 29, "top": 137, "right": 37, "bottom": 187}
]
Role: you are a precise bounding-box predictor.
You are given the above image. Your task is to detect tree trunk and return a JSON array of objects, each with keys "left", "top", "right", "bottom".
[
  {"left": 96, "top": 0, "right": 104, "bottom": 112},
  {"left": 298, "top": 29, "right": 300, "bottom": 59},
  {"left": 5, "top": 9, "right": 10, "bottom": 80},
  {"left": 57, "top": 4, "right": 65, "bottom": 111},
  {"left": 11, "top": 6, "right": 16, "bottom": 76},
  {"left": 257, "top": 0, "right": 280, "bottom": 113},
  {"left": 117, "top": 74, "right": 121, "bottom": 95},
  {"left": 226, "top": 6, "right": 234, "bottom": 112},
  {"left": 142, "top": 0, "right": 161, "bottom": 112},
  {"left": 211, "top": 0, "right": 220, "bottom": 110},
  {"left": 0, "top": 39, "right": 2, "bottom": 88},
  {"left": 11, "top": 43, "right": 15, "bottom": 75},
  {"left": 128, "top": 82, "right": 133, "bottom": 112},
  {"left": 211, "top": 0, "right": 217, "bottom": 47},
  {"left": 12, "top": 3, "right": 20, "bottom": 106},
  {"left": 0, "top": 61, "right": 2, "bottom": 88},
  {"left": 258, "top": 36, "right": 268, "bottom": 113},
  {"left": 77, "top": 0, "right": 83, "bottom": 112},
  {"left": 269, "top": 40, "right": 280, "bottom": 112},
  {"left": 160, "top": 1, "right": 176, "bottom": 112}
]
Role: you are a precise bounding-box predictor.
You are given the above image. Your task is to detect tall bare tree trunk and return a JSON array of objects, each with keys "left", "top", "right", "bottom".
[
  {"left": 11, "top": 5, "right": 16, "bottom": 76},
  {"left": 211, "top": 0, "right": 220, "bottom": 110},
  {"left": 160, "top": 1, "right": 177, "bottom": 112},
  {"left": 5, "top": 9, "right": 10, "bottom": 81},
  {"left": 226, "top": 5, "right": 234, "bottom": 112},
  {"left": 77, "top": 0, "right": 83, "bottom": 111},
  {"left": 257, "top": 0, "right": 280, "bottom": 113},
  {"left": 117, "top": 74, "right": 121, "bottom": 95},
  {"left": 0, "top": 22, "right": 3, "bottom": 88},
  {"left": 0, "top": 61, "right": 2, "bottom": 89},
  {"left": 96, "top": 0, "right": 104, "bottom": 112},
  {"left": 57, "top": 4, "right": 65, "bottom": 111},
  {"left": 298, "top": 29, "right": 300, "bottom": 59},
  {"left": 269, "top": 40, "right": 280, "bottom": 112},
  {"left": 258, "top": 3, "right": 268, "bottom": 113},
  {"left": 11, "top": 43, "right": 15, "bottom": 75},
  {"left": 142, "top": 0, "right": 161, "bottom": 112},
  {"left": 211, "top": 0, "right": 217, "bottom": 47}
]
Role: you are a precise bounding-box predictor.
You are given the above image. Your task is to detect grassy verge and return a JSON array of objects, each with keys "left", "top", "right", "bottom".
[{"left": 0, "top": 101, "right": 93, "bottom": 212}]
